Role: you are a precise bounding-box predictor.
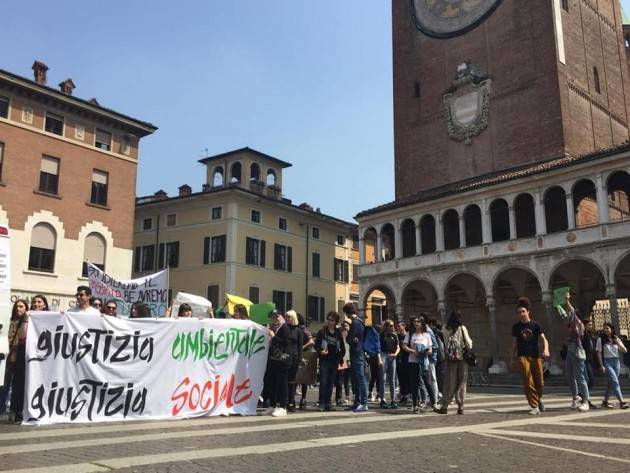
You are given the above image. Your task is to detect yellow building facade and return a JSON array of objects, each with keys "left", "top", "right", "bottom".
[{"left": 133, "top": 148, "right": 357, "bottom": 325}]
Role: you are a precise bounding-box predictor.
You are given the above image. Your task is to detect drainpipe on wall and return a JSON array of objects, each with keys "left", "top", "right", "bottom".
[{"left": 305, "top": 223, "right": 310, "bottom": 323}]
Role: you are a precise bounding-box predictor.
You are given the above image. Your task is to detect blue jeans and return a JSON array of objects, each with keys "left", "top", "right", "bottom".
[
  {"left": 604, "top": 358, "right": 624, "bottom": 402},
  {"left": 379, "top": 353, "right": 397, "bottom": 402},
  {"left": 565, "top": 353, "right": 589, "bottom": 401},
  {"left": 584, "top": 360, "right": 595, "bottom": 390},
  {"left": 318, "top": 358, "right": 337, "bottom": 408},
  {"left": 350, "top": 352, "right": 368, "bottom": 406}
]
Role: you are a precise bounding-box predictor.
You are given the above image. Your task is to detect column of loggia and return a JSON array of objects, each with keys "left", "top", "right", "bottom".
[
  {"left": 596, "top": 173, "right": 610, "bottom": 225},
  {"left": 565, "top": 192, "right": 576, "bottom": 230}
]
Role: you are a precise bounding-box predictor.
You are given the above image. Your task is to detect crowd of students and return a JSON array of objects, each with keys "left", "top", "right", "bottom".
[{"left": 1, "top": 287, "right": 629, "bottom": 424}]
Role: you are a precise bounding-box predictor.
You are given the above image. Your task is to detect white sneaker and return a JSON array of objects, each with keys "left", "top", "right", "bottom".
[
  {"left": 369, "top": 393, "right": 376, "bottom": 402},
  {"left": 261, "top": 407, "right": 274, "bottom": 416},
  {"left": 577, "top": 402, "right": 589, "bottom": 412},
  {"left": 271, "top": 407, "right": 287, "bottom": 417},
  {"left": 528, "top": 407, "right": 540, "bottom": 415},
  {"left": 570, "top": 397, "right": 581, "bottom": 410}
]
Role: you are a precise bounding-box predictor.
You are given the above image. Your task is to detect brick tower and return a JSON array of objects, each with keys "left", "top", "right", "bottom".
[{"left": 393, "top": 0, "right": 630, "bottom": 199}]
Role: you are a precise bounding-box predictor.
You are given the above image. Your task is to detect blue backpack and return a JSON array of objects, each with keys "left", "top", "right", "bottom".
[{"left": 363, "top": 326, "right": 381, "bottom": 356}]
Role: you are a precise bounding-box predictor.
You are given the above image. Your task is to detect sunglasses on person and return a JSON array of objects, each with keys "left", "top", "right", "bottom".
[
  {"left": 105, "top": 305, "right": 116, "bottom": 311},
  {"left": 76, "top": 292, "right": 88, "bottom": 298},
  {"left": 92, "top": 302, "right": 102, "bottom": 308}
]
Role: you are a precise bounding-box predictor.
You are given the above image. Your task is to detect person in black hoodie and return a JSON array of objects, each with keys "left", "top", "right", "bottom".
[
  {"left": 263, "top": 311, "right": 292, "bottom": 417},
  {"left": 285, "top": 310, "right": 304, "bottom": 412},
  {"left": 315, "top": 311, "right": 346, "bottom": 411}
]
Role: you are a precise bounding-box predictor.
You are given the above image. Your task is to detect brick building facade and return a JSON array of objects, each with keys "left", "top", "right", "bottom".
[
  {"left": 394, "top": 0, "right": 630, "bottom": 199},
  {"left": 0, "top": 61, "right": 156, "bottom": 309}
]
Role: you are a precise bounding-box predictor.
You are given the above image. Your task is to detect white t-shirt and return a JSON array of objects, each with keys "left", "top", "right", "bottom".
[
  {"left": 404, "top": 332, "right": 431, "bottom": 364},
  {"left": 65, "top": 306, "right": 101, "bottom": 316},
  {"left": 596, "top": 337, "right": 620, "bottom": 359}
]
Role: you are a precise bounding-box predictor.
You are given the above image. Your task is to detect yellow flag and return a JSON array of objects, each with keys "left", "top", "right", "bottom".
[{"left": 225, "top": 293, "right": 253, "bottom": 315}]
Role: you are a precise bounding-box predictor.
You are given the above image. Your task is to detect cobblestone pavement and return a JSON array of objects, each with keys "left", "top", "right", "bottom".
[{"left": 1, "top": 387, "right": 630, "bottom": 473}]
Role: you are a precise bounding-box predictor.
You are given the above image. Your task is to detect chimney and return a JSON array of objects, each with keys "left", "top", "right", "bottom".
[
  {"left": 58, "top": 79, "right": 75, "bottom": 95},
  {"left": 153, "top": 190, "right": 168, "bottom": 201},
  {"left": 88, "top": 98, "right": 100, "bottom": 106},
  {"left": 178, "top": 184, "right": 192, "bottom": 197},
  {"left": 32, "top": 60, "right": 49, "bottom": 85}
]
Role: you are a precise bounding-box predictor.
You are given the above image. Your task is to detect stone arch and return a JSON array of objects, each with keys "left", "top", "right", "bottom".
[
  {"left": 492, "top": 266, "right": 543, "bottom": 360},
  {"left": 442, "top": 209, "right": 460, "bottom": 250},
  {"left": 514, "top": 193, "right": 536, "bottom": 238},
  {"left": 400, "top": 218, "right": 416, "bottom": 258},
  {"left": 606, "top": 170, "right": 630, "bottom": 223},
  {"left": 490, "top": 198, "right": 510, "bottom": 242},
  {"left": 420, "top": 214, "right": 436, "bottom": 254},
  {"left": 230, "top": 161, "right": 242, "bottom": 183},
  {"left": 445, "top": 272, "right": 489, "bottom": 359},
  {"left": 463, "top": 204, "right": 482, "bottom": 246},
  {"left": 78, "top": 221, "right": 115, "bottom": 275},
  {"left": 363, "top": 227, "right": 377, "bottom": 264},
  {"left": 550, "top": 258, "right": 607, "bottom": 327},
  {"left": 363, "top": 283, "right": 397, "bottom": 325},
  {"left": 266, "top": 169, "right": 277, "bottom": 186},
  {"left": 250, "top": 162, "right": 261, "bottom": 182},
  {"left": 572, "top": 178, "right": 598, "bottom": 228},
  {"left": 212, "top": 166, "right": 224, "bottom": 187},
  {"left": 401, "top": 278, "right": 438, "bottom": 322},
  {"left": 381, "top": 223, "right": 396, "bottom": 260},
  {"left": 544, "top": 186, "right": 568, "bottom": 233}
]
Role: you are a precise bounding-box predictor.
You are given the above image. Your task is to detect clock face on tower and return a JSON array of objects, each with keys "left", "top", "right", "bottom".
[{"left": 410, "top": 0, "right": 503, "bottom": 38}]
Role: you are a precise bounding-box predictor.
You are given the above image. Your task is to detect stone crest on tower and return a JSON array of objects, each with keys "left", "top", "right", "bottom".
[{"left": 442, "top": 63, "right": 491, "bottom": 145}]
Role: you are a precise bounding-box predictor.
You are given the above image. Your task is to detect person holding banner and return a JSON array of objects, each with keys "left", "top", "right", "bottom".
[
  {"left": 66, "top": 286, "right": 100, "bottom": 315},
  {"left": 264, "top": 310, "right": 292, "bottom": 417},
  {"left": 234, "top": 304, "right": 249, "bottom": 320},
  {"left": 30, "top": 294, "right": 49, "bottom": 311},
  {"left": 103, "top": 300, "right": 118, "bottom": 317},
  {"left": 5, "top": 299, "right": 29, "bottom": 424},
  {"left": 285, "top": 310, "right": 303, "bottom": 412}
]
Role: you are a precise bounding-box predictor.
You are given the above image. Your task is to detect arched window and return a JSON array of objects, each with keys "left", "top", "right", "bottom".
[
  {"left": 443, "top": 209, "right": 460, "bottom": 250},
  {"left": 594, "top": 67, "right": 601, "bottom": 94},
  {"left": 463, "top": 205, "right": 482, "bottom": 246},
  {"left": 573, "top": 179, "right": 598, "bottom": 228},
  {"left": 230, "top": 162, "right": 242, "bottom": 183},
  {"left": 514, "top": 193, "right": 536, "bottom": 238},
  {"left": 381, "top": 223, "right": 396, "bottom": 260},
  {"left": 490, "top": 199, "right": 510, "bottom": 242},
  {"left": 212, "top": 167, "right": 224, "bottom": 187},
  {"left": 607, "top": 171, "right": 630, "bottom": 222},
  {"left": 83, "top": 232, "right": 106, "bottom": 276},
  {"left": 401, "top": 219, "right": 416, "bottom": 258},
  {"left": 250, "top": 163, "right": 261, "bottom": 182},
  {"left": 364, "top": 227, "right": 378, "bottom": 263},
  {"left": 544, "top": 186, "right": 568, "bottom": 233},
  {"left": 29, "top": 223, "right": 56, "bottom": 272},
  {"left": 267, "top": 169, "right": 277, "bottom": 187},
  {"left": 420, "top": 215, "right": 436, "bottom": 254}
]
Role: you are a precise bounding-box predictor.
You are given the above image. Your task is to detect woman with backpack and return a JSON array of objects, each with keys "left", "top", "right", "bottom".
[
  {"left": 437, "top": 311, "right": 473, "bottom": 415},
  {"left": 596, "top": 322, "right": 629, "bottom": 409},
  {"left": 402, "top": 317, "right": 432, "bottom": 413}
]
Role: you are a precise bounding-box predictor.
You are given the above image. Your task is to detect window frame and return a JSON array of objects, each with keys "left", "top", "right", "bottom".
[
  {"left": 44, "top": 111, "right": 64, "bottom": 136},
  {"left": 273, "top": 243, "right": 292, "bottom": 272},
  {"left": 312, "top": 252, "right": 320, "bottom": 278},
  {"left": 251, "top": 209, "right": 261, "bottom": 224},
  {"left": 211, "top": 206, "right": 222, "bottom": 220},
  {"left": 336, "top": 234, "right": 346, "bottom": 246},
  {"left": 90, "top": 169, "right": 109, "bottom": 206},
  {"left": 0, "top": 95, "right": 9, "bottom": 119},
  {"left": 245, "top": 237, "right": 266, "bottom": 267},
  {"left": 38, "top": 155, "right": 60, "bottom": 195},
  {"left": 0, "top": 141, "right": 4, "bottom": 182},
  {"left": 142, "top": 217, "right": 153, "bottom": 231},
  {"left": 312, "top": 226, "right": 320, "bottom": 239},
  {"left": 158, "top": 241, "right": 180, "bottom": 269},
  {"left": 278, "top": 217, "right": 288, "bottom": 231},
  {"left": 95, "top": 128, "right": 112, "bottom": 151},
  {"left": 166, "top": 213, "right": 177, "bottom": 227}
]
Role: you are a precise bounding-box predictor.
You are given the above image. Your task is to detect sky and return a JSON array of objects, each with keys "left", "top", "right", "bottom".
[{"left": 2, "top": 1, "right": 630, "bottom": 222}]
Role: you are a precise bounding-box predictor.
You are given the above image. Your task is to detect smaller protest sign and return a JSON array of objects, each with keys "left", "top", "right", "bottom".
[{"left": 171, "top": 292, "right": 212, "bottom": 318}]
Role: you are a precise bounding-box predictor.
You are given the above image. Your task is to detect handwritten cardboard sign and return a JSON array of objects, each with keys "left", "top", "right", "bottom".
[
  {"left": 87, "top": 263, "right": 169, "bottom": 317},
  {"left": 24, "top": 312, "right": 269, "bottom": 425}
]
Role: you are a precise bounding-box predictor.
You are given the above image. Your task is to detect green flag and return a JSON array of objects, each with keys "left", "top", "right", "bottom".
[
  {"left": 250, "top": 302, "right": 275, "bottom": 326},
  {"left": 553, "top": 287, "right": 571, "bottom": 309}
]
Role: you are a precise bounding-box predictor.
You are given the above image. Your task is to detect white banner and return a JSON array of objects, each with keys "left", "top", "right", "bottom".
[
  {"left": 24, "top": 312, "right": 269, "bottom": 425},
  {"left": 87, "top": 263, "right": 169, "bottom": 317}
]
